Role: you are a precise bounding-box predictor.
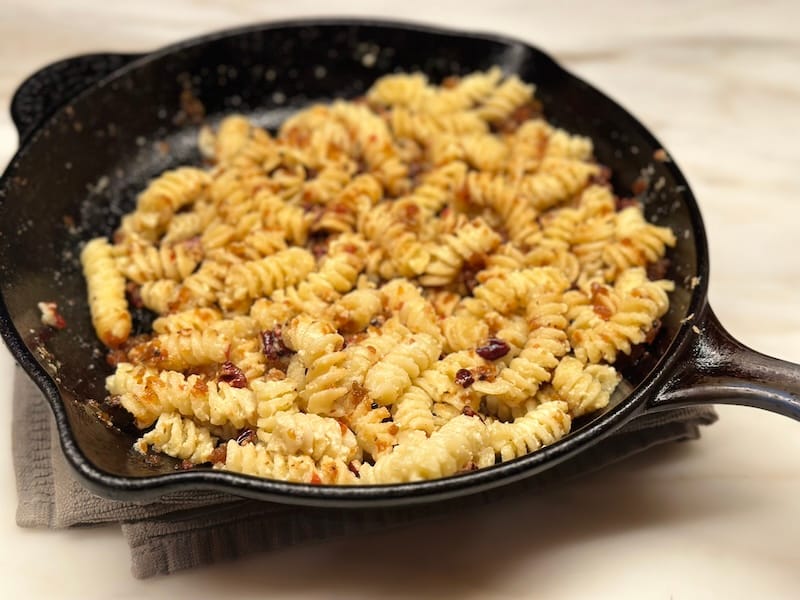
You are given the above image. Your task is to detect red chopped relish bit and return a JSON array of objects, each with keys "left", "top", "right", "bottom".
[
  {"left": 455, "top": 368, "right": 475, "bottom": 388},
  {"left": 218, "top": 361, "right": 248, "bottom": 388},
  {"left": 209, "top": 445, "right": 227, "bottom": 465},
  {"left": 38, "top": 301, "right": 67, "bottom": 329},
  {"left": 476, "top": 338, "right": 510, "bottom": 360}
]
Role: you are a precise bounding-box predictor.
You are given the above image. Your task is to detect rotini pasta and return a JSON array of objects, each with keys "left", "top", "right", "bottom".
[
  {"left": 87, "top": 68, "right": 676, "bottom": 485},
  {"left": 81, "top": 237, "right": 132, "bottom": 347},
  {"left": 485, "top": 401, "right": 572, "bottom": 463},
  {"left": 136, "top": 412, "right": 217, "bottom": 463},
  {"left": 120, "top": 167, "right": 210, "bottom": 242}
]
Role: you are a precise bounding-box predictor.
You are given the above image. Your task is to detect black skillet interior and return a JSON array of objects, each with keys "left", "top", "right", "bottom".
[{"left": 0, "top": 20, "right": 703, "bottom": 505}]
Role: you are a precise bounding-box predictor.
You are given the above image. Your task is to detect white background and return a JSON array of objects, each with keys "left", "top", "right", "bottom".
[{"left": 1, "top": 1, "right": 799, "bottom": 598}]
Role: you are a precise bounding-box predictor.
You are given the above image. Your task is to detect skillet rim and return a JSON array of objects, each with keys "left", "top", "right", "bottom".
[{"left": 0, "top": 17, "right": 710, "bottom": 507}]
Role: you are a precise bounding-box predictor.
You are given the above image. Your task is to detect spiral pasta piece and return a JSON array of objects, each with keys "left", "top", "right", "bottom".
[
  {"left": 255, "top": 193, "right": 313, "bottom": 245},
  {"left": 379, "top": 279, "right": 443, "bottom": 343},
  {"left": 115, "top": 238, "right": 203, "bottom": 283},
  {"left": 152, "top": 307, "right": 222, "bottom": 334},
  {"left": 359, "top": 415, "right": 487, "bottom": 484},
  {"left": 123, "top": 167, "right": 211, "bottom": 241},
  {"left": 392, "top": 351, "right": 476, "bottom": 435},
  {"left": 214, "top": 115, "right": 255, "bottom": 162},
  {"left": 420, "top": 217, "right": 501, "bottom": 286},
  {"left": 221, "top": 441, "right": 357, "bottom": 484},
  {"left": 505, "top": 119, "right": 552, "bottom": 180},
  {"left": 474, "top": 75, "right": 535, "bottom": 124},
  {"left": 545, "top": 128, "right": 594, "bottom": 161},
  {"left": 332, "top": 101, "right": 409, "bottom": 195},
  {"left": 162, "top": 202, "right": 215, "bottom": 244},
  {"left": 136, "top": 413, "right": 217, "bottom": 463},
  {"left": 602, "top": 206, "right": 677, "bottom": 277},
  {"left": 464, "top": 171, "right": 540, "bottom": 249},
  {"left": 485, "top": 401, "right": 571, "bottom": 463},
  {"left": 569, "top": 273, "right": 672, "bottom": 363},
  {"left": 472, "top": 295, "right": 569, "bottom": 406},
  {"left": 81, "top": 237, "right": 131, "bottom": 347},
  {"left": 358, "top": 201, "right": 429, "bottom": 277},
  {"left": 126, "top": 328, "right": 228, "bottom": 370},
  {"left": 519, "top": 158, "right": 599, "bottom": 212},
  {"left": 221, "top": 247, "right": 316, "bottom": 309},
  {"left": 301, "top": 162, "right": 355, "bottom": 205},
  {"left": 364, "top": 333, "right": 442, "bottom": 406},
  {"left": 139, "top": 279, "right": 179, "bottom": 315},
  {"left": 283, "top": 315, "right": 350, "bottom": 415},
  {"left": 323, "top": 288, "right": 383, "bottom": 334},
  {"left": 276, "top": 234, "right": 368, "bottom": 316},
  {"left": 472, "top": 267, "right": 570, "bottom": 314},
  {"left": 551, "top": 357, "right": 619, "bottom": 418},
  {"left": 107, "top": 363, "right": 257, "bottom": 428},
  {"left": 312, "top": 173, "right": 383, "bottom": 235},
  {"left": 251, "top": 377, "right": 299, "bottom": 434},
  {"left": 265, "top": 412, "right": 361, "bottom": 463}
]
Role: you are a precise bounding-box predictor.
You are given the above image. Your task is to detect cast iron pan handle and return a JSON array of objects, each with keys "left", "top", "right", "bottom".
[
  {"left": 10, "top": 52, "right": 140, "bottom": 143},
  {"left": 648, "top": 301, "right": 800, "bottom": 419}
]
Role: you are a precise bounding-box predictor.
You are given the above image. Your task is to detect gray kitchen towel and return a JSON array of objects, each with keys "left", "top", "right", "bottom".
[{"left": 12, "top": 370, "right": 717, "bottom": 578}]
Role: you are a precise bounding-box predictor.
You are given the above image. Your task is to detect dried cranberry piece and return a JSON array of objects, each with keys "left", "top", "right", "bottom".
[
  {"left": 219, "top": 361, "right": 247, "bottom": 388},
  {"left": 455, "top": 369, "right": 475, "bottom": 388},
  {"left": 261, "top": 328, "right": 291, "bottom": 359},
  {"left": 476, "top": 338, "right": 510, "bottom": 360}
]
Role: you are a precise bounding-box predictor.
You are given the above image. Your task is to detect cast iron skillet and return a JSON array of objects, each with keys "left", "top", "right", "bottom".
[{"left": 1, "top": 19, "right": 799, "bottom": 508}]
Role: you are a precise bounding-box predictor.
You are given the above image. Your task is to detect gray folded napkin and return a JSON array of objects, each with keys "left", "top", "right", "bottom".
[{"left": 12, "top": 369, "right": 717, "bottom": 578}]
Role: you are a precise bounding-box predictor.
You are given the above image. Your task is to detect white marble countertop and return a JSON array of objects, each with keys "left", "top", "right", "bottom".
[{"left": 1, "top": 1, "right": 799, "bottom": 597}]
